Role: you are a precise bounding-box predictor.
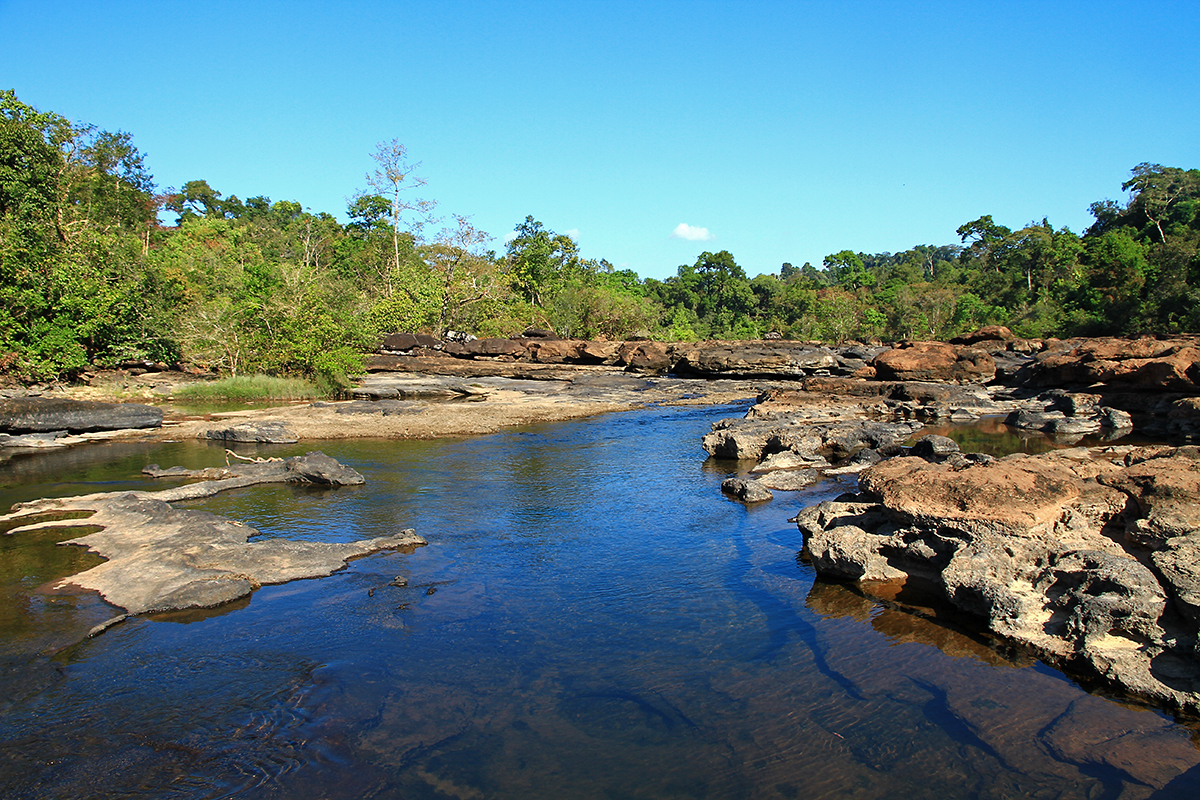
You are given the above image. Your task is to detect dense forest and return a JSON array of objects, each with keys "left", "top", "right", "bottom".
[{"left": 3, "top": 90, "right": 1199, "bottom": 385}]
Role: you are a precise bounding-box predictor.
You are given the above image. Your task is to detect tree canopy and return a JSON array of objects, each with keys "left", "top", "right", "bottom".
[{"left": 3, "top": 90, "right": 1198, "bottom": 383}]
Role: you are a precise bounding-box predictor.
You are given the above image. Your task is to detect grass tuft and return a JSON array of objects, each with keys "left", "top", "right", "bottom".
[{"left": 173, "top": 375, "right": 320, "bottom": 402}]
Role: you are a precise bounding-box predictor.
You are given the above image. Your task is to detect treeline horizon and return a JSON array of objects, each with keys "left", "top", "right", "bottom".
[{"left": 3, "top": 89, "right": 1199, "bottom": 385}]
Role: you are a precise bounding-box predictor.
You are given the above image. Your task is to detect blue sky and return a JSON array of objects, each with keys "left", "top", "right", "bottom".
[{"left": 3, "top": 0, "right": 1197, "bottom": 280}]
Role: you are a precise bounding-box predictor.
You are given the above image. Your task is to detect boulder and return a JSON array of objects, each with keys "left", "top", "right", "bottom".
[
  {"left": 755, "top": 468, "right": 819, "bottom": 490},
  {"left": 750, "top": 450, "right": 827, "bottom": 473},
  {"left": 872, "top": 342, "right": 996, "bottom": 384},
  {"left": 908, "top": 434, "right": 960, "bottom": 461},
  {"left": 951, "top": 325, "right": 1014, "bottom": 345},
  {"left": 380, "top": 332, "right": 421, "bottom": 351},
  {"left": 526, "top": 339, "right": 584, "bottom": 363},
  {"left": 1023, "top": 337, "right": 1200, "bottom": 392},
  {"left": 144, "top": 451, "right": 365, "bottom": 488},
  {"left": 620, "top": 342, "right": 673, "bottom": 373},
  {"left": 1005, "top": 391, "right": 1134, "bottom": 437},
  {"left": 703, "top": 415, "right": 921, "bottom": 463},
  {"left": 579, "top": 340, "right": 623, "bottom": 364},
  {"left": 0, "top": 397, "right": 163, "bottom": 434},
  {"left": 721, "top": 477, "right": 773, "bottom": 503}
]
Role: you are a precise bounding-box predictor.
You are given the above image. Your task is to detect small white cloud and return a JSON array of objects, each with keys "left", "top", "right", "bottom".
[
  {"left": 502, "top": 231, "right": 519, "bottom": 244},
  {"left": 671, "top": 223, "right": 714, "bottom": 242},
  {"left": 563, "top": 228, "right": 580, "bottom": 241}
]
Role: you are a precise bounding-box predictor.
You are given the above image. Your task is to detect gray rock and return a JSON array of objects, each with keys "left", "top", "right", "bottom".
[
  {"left": 200, "top": 421, "right": 298, "bottom": 443},
  {"left": 1047, "top": 417, "right": 1102, "bottom": 435},
  {"left": 795, "top": 446, "right": 1200, "bottom": 714},
  {"left": 721, "top": 477, "right": 774, "bottom": 503},
  {"left": 756, "top": 469, "right": 819, "bottom": 491},
  {"left": 285, "top": 451, "right": 367, "bottom": 485},
  {"left": 0, "top": 397, "right": 163, "bottom": 433},
  {"left": 1008, "top": 408, "right": 1068, "bottom": 430},
  {"left": 1, "top": 456, "right": 420, "bottom": 616},
  {"left": 909, "top": 434, "right": 960, "bottom": 461},
  {"left": 1100, "top": 407, "right": 1133, "bottom": 429},
  {"left": 673, "top": 342, "right": 837, "bottom": 378},
  {"left": 0, "top": 430, "right": 69, "bottom": 448},
  {"left": 1034, "top": 549, "right": 1165, "bottom": 647},
  {"left": 750, "top": 451, "right": 826, "bottom": 473},
  {"left": 144, "top": 452, "right": 365, "bottom": 488}
]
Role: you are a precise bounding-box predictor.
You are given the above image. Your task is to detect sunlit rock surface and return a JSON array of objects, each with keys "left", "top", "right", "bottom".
[
  {"left": 0, "top": 396, "right": 163, "bottom": 434},
  {"left": 795, "top": 444, "right": 1200, "bottom": 712},
  {"left": 0, "top": 452, "right": 424, "bottom": 618}
]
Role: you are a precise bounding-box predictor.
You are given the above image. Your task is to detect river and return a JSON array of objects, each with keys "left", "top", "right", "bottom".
[{"left": 1, "top": 403, "right": 1198, "bottom": 798}]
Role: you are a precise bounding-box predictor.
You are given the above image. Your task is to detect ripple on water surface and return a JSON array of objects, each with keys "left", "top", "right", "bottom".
[{"left": 1, "top": 405, "right": 1199, "bottom": 799}]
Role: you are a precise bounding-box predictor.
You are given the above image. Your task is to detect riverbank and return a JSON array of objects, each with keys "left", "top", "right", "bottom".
[{"left": 4, "top": 368, "right": 824, "bottom": 446}]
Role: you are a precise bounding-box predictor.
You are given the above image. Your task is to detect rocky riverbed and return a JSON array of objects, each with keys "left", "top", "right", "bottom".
[{"left": 7, "top": 329, "right": 1200, "bottom": 715}]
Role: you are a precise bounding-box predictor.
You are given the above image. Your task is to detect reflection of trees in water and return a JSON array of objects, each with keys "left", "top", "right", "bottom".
[{"left": 912, "top": 418, "right": 1102, "bottom": 456}]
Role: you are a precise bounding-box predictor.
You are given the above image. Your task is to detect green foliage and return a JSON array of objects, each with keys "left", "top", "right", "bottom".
[
  {"left": 6, "top": 88, "right": 1200, "bottom": 384},
  {"left": 505, "top": 216, "right": 583, "bottom": 307}
]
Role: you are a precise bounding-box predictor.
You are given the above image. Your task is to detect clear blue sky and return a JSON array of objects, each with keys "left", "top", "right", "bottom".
[{"left": 3, "top": 0, "right": 1197, "bottom": 280}]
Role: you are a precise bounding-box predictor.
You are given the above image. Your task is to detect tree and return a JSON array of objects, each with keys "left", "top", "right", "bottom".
[
  {"left": 165, "top": 179, "right": 227, "bottom": 223},
  {"left": 424, "top": 214, "right": 504, "bottom": 334},
  {"left": 823, "top": 250, "right": 871, "bottom": 289},
  {"left": 76, "top": 129, "right": 155, "bottom": 231},
  {"left": 1121, "top": 163, "right": 1200, "bottom": 243},
  {"left": 505, "top": 215, "right": 581, "bottom": 307},
  {"left": 360, "top": 139, "right": 436, "bottom": 280}
]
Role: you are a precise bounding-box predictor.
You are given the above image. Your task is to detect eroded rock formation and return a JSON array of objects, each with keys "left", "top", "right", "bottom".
[
  {"left": 1, "top": 452, "right": 424, "bottom": 621},
  {"left": 793, "top": 444, "right": 1200, "bottom": 713}
]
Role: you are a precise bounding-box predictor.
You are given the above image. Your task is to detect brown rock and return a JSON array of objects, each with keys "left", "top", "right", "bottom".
[
  {"left": 526, "top": 339, "right": 583, "bottom": 363},
  {"left": 380, "top": 332, "right": 421, "bottom": 351},
  {"left": 951, "top": 325, "right": 1014, "bottom": 345},
  {"left": 1026, "top": 337, "right": 1200, "bottom": 391},
  {"left": 463, "top": 338, "right": 528, "bottom": 359},
  {"left": 579, "top": 340, "right": 623, "bottom": 364},
  {"left": 872, "top": 342, "right": 996, "bottom": 384},
  {"left": 620, "top": 341, "right": 672, "bottom": 373},
  {"left": 858, "top": 454, "right": 1098, "bottom": 530}
]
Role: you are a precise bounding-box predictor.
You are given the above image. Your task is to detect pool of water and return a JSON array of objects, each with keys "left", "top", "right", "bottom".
[{"left": 1, "top": 406, "right": 1199, "bottom": 799}]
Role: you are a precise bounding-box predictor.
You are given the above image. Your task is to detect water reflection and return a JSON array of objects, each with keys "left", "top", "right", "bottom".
[
  {"left": 911, "top": 416, "right": 1138, "bottom": 455},
  {"left": 0, "top": 406, "right": 1198, "bottom": 798}
]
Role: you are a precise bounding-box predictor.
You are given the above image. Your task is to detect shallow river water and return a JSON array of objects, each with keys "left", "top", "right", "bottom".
[{"left": 2, "top": 404, "right": 1200, "bottom": 799}]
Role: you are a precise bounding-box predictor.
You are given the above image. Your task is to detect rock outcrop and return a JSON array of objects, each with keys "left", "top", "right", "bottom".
[
  {"left": 872, "top": 341, "right": 997, "bottom": 384},
  {"left": 1, "top": 452, "right": 422, "bottom": 619},
  {"left": 1021, "top": 336, "right": 1200, "bottom": 393},
  {"left": 673, "top": 342, "right": 838, "bottom": 377},
  {"left": 793, "top": 444, "right": 1200, "bottom": 713},
  {"left": 0, "top": 396, "right": 163, "bottom": 434}
]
